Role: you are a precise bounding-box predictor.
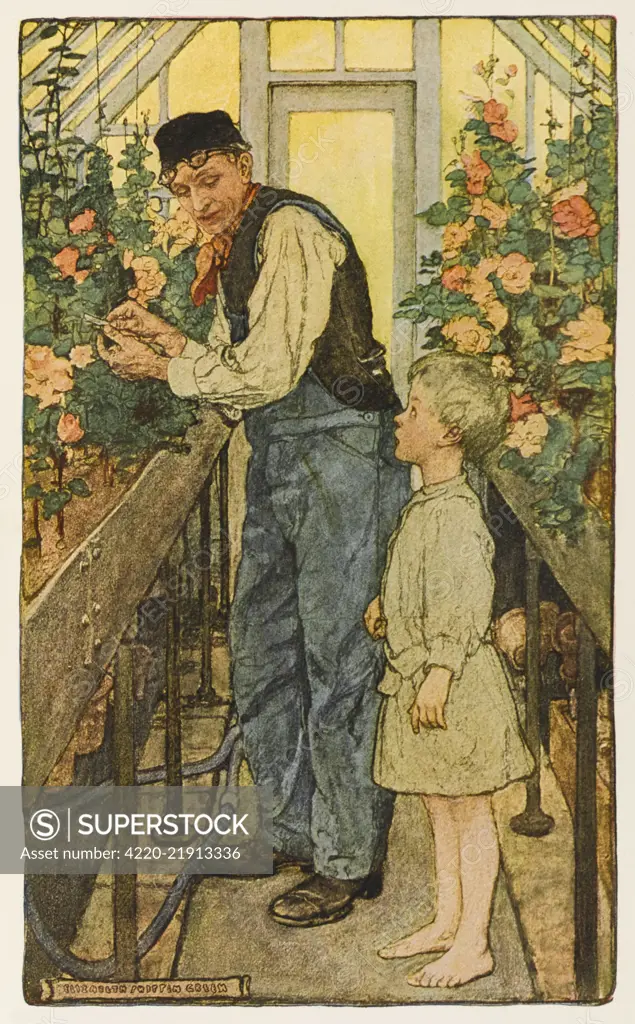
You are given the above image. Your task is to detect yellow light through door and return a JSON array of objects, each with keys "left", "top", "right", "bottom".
[{"left": 288, "top": 110, "right": 394, "bottom": 357}]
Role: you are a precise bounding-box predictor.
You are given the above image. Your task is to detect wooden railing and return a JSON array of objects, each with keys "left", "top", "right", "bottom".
[
  {"left": 485, "top": 453, "right": 613, "bottom": 1002},
  {"left": 21, "top": 407, "right": 232, "bottom": 789}
]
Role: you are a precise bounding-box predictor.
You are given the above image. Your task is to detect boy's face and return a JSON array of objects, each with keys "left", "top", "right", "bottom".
[{"left": 394, "top": 379, "right": 457, "bottom": 465}]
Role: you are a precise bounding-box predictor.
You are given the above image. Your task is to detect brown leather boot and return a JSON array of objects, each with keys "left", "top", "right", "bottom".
[{"left": 268, "top": 870, "right": 383, "bottom": 927}]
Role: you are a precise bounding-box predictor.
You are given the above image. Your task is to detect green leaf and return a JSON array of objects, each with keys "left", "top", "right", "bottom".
[
  {"left": 507, "top": 180, "right": 533, "bottom": 205},
  {"left": 445, "top": 169, "right": 468, "bottom": 184},
  {"left": 474, "top": 215, "right": 491, "bottom": 228},
  {"left": 420, "top": 202, "right": 451, "bottom": 226},
  {"left": 587, "top": 129, "right": 609, "bottom": 150},
  {"left": 42, "top": 489, "right": 72, "bottom": 520},
  {"left": 599, "top": 224, "right": 615, "bottom": 266},
  {"left": 489, "top": 185, "right": 507, "bottom": 204},
  {"left": 447, "top": 195, "right": 472, "bottom": 221},
  {"left": 25, "top": 484, "right": 46, "bottom": 500},
  {"left": 533, "top": 284, "right": 569, "bottom": 298},
  {"left": 67, "top": 477, "right": 91, "bottom": 498},
  {"left": 558, "top": 294, "right": 583, "bottom": 322}
]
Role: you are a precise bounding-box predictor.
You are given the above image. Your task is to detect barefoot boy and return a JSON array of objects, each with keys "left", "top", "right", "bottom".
[{"left": 365, "top": 351, "right": 533, "bottom": 988}]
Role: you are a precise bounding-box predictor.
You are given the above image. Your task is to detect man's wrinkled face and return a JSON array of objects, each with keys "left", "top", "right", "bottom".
[{"left": 169, "top": 151, "right": 253, "bottom": 236}]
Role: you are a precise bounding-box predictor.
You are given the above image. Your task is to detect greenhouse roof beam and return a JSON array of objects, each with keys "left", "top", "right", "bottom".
[
  {"left": 23, "top": 21, "right": 132, "bottom": 102},
  {"left": 534, "top": 18, "right": 613, "bottom": 97},
  {"left": 21, "top": 22, "right": 53, "bottom": 53},
  {"left": 494, "top": 19, "right": 592, "bottom": 116},
  {"left": 59, "top": 22, "right": 159, "bottom": 132},
  {"left": 72, "top": 21, "right": 202, "bottom": 142},
  {"left": 567, "top": 17, "right": 612, "bottom": 66}
]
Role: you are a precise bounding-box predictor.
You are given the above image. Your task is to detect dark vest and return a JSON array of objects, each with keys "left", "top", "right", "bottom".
[{"left": 219, "top": 186, "right": 400, "bottom": 415}]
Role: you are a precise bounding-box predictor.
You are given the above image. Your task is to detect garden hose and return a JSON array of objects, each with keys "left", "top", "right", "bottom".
[{"left": 25, "top": 723, "right": 245, "bottom": 981}]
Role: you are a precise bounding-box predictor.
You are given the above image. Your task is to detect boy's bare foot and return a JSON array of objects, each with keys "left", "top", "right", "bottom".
[
  {"left": 406, "top": 946, "right": 494, "bottom": 987},
  {"left": 378, "top": 923, "right": 455, "bottom": 959}
]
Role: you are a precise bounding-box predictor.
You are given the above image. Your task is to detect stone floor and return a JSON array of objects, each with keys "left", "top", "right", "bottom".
[{"left": 175, "top": 792, "right": 536, "bottom": 1004}]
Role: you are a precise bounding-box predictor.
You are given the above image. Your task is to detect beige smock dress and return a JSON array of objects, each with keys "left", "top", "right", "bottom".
[{"left": 373, "top": 472, "right": 534, "bottom": 796}]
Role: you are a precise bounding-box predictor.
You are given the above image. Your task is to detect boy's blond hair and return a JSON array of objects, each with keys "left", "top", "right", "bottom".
[{"left": 408, "top": 351, "right": 510, "bottom": 464}]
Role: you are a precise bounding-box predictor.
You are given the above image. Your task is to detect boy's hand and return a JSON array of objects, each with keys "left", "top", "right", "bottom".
[
  {"left": 410, "top": 667, "right": 452, "bottom": 732},
  {"left": 364, "top": 595, "right": 386, "bottom": 640}
]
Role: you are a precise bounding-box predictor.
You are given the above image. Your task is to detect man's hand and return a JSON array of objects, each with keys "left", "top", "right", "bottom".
[
  {"left": 97, "top": 331, "right": 170, "bottom": 382},
  {"left": 364, "top": 595, "right": 387, "bottom": 640},
  {"left": 104, "top": 300, "right": 187, "bottom": 358},
  {"left": 410, "top": 667, "right": 452, "bottom": 733}
]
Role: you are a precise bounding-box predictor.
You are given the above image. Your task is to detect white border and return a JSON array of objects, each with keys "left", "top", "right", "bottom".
[{"left": 1, "top": 3, "right": 632, "bottom": 1022}]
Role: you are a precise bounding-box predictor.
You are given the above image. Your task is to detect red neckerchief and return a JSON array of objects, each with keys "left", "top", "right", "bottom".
[{"left": 190, "top": 183, "right": 261, "bottom": 307}]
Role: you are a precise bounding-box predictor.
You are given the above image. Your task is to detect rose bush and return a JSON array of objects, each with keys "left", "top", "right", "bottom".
[
  {"left": 397, "top": 56, "right": 615, "bottom": 539},
  {"left": 21, "top": 28, "right": 212, "bottom": 545}
]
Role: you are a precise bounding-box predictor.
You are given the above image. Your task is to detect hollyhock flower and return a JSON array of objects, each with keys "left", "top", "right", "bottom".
[
  {"left": 510, "top": 392, "right": 540, "bottom": 421},
  {"left": 471, "top": 196, "right": 510, "bottom": 229},
  {"left": 442, "top": 316, "right": 492, "bottom": 354},
  {"left": 125, "top": 254, "right": 167, "bottom": 306},
  {"left": 506, "top": 64, "right": 518, "bottom": 77},
  {"left": 150, "top": 205, "right": 201, "bottom": 258},
  {"left": 482, "top": 98, "right": 519, "bottom": 143},
  {"left": 69, "top": 345, "right": 95, "bottom": 369},
  {"left": 461, "top": 149, "right": 492, "bottom": 196},
  {"left": 69, "top": 208, "right": 97, "bottom": 234},
  {"left": 480, "top": 295, "right": 509, "bottom": 334},
  {"left": 496, "top": 251, "right": 535, "bottom": 294},
  {"left": 442, "top": 219, "right": 475, "bottom": 260},
  {"left": 25, "top": 346, "right": 73, "bottom": 410},
  {"left": 463, "top": 257, "right": 501, "bottom": 305},
  {"left": 57, "top": 412, "right": 84, "bottom": 444},
  {"left": 552, "top": 195, "right": 600, "bottom": 239},
  {"left": 489, "top": 119, "right": 519, "bottom": 143},
  {"left": 559, "top": 306, "right": 613, "bottom": 364},
  {"left": 483, "top": 99, "right": 509, "bottom": 124},
  {"left": 491, "top": 354, "right": 514, "bottom": 379},
  {"left": 465, "top": 274, "right": 496, "bottom": 306},
  {"left": 505, "top": 412, "right": 549, "bottom": 457},
  {"left": 52, "top": 246, "right": 89, "bottom": 284},
  {"left": 441, "top": 264, "right": 468, "bottom": 291}
]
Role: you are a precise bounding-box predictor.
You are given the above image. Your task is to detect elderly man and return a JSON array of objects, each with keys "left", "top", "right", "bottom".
[{"left": 100, "top": 110, "right": 410, "bottom": 927}]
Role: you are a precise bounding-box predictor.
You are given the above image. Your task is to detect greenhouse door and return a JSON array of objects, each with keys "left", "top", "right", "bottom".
[{"left": 269, "top": 83, "right": 416, "bottom": 397}]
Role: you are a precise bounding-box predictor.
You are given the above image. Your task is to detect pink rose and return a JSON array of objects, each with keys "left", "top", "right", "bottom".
[{"left": 57, "top": 412, "right": 84, "bottom": 444}]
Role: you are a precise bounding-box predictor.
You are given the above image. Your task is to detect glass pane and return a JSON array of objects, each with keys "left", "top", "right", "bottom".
[
  {"left": 344, "top": 19, "right": 413, "bottom": 71},
  {"left": 168, "top": 22, "right": 240, "bottom": 121},
  {"left": 270, "top": 20, "right": 335, "bottom": 72},
  {"left": 121, "top": 80, "right": 161, "bottom": 126},
  {"left": 288, "top": 110, "right": 394, "bottom": 354}
]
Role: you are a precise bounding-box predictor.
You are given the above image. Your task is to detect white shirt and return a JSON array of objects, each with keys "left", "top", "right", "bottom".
[
  {"left": 380, "top": 474, "right": 496, "bottom": 690},
  {"left": 167, "top": 205, "right": 347, "bottom": 416}
]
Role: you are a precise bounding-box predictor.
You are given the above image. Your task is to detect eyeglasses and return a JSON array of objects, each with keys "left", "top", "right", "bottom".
[{"left": 159, "top": 148, "right": 248, "bottom": 189}]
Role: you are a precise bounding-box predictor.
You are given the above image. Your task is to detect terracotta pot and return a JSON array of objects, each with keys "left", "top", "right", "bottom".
[{"left": 492, "top": 601, "right": 561, "bottom": 669}]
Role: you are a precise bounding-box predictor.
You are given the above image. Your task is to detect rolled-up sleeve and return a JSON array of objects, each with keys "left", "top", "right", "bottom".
[
  {"left": 167, "top": 338, "right": 208, "bottom": 398},
  {"left": 166, "top": 205, "right": 346, "bottom": 408},
  {"left": 422, "top": 499, "right": 495, "bottom": 680}
]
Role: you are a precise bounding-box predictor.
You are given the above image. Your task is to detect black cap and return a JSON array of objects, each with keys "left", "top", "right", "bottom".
[{"left": 154, "top": 111, "right": 249, "bottom": 174}]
